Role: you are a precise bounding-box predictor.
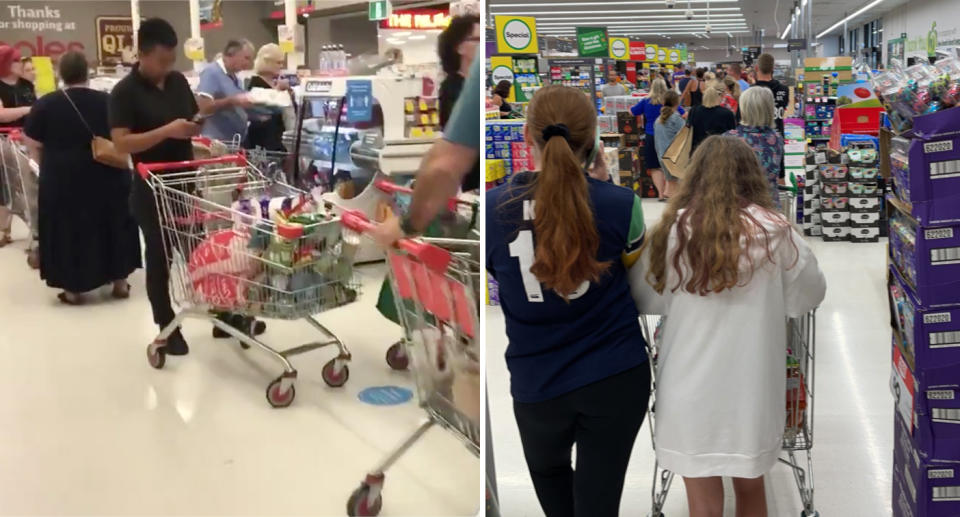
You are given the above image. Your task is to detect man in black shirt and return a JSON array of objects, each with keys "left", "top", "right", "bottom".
[
  {"left": 753, "top": 53, "right": 790, "bottom": 136},
  {"left": 110, "top": 18, "right": 265, "bottom": 356}
]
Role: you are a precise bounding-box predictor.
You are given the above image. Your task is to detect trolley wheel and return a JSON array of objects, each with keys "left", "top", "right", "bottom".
[
  {"left": 322, "top": 358, "right": 349, "bottom": 387},
  {"left": 346, "top": 484, "right": 382, "bottom": 516},
  {"left": 385, "top": 342, "right": 409, "bottom": 370},
  {"left": 266, "top": 378, "right": 296, "bottom": 408},
  {"left": 147, "top": 344, "right": 166, "bottom": 369}
]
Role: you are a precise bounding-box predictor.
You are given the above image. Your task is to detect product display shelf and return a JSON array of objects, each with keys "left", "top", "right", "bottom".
[{"left": 885, "top": 105, "right": 960, "bottom": 517}]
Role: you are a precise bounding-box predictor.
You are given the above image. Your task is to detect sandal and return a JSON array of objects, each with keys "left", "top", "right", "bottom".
[
  {"left": 57, "top": 292, "right": 84, "bottom": 305},
  {"left": 0, "top": 234, "right": 11, "bottom": 247},
  {"left": 111, "top": 282, "right": 130, "bottom": 300}
]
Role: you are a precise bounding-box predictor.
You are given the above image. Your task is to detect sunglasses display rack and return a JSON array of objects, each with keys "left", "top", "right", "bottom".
[
  {"left": 802, "top": 142, "right": 883, "bottom": 242},
  {"left": 883, "top": 106, "right": 960, "bottom": 517}
]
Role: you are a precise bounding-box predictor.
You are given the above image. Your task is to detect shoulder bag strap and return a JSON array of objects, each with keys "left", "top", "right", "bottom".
[{"left": 62, "top": 89, "right": 95, "bottom": 138}]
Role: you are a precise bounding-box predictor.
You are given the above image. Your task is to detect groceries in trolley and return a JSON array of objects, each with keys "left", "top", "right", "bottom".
[{"left": 139, "top": 154, "right": 359, "bottom": 407}]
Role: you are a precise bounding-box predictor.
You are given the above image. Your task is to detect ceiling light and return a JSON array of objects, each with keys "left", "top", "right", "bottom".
[
  {"left": 385, "top": 38, "right": 405, "bottom": 45},
  {"left": 523, "top": 14, "right": 743, "bottom": 21},
  {"left": 408, "top": 35, "right": 427, "bottom": 40},
  {"left": 780, "top": 22, "right": 792, "bottom": 39},
  {"left": 392, "top": 32, "right": 412, "bottom": 37},
  {"left": 536, "top": 20, "right": 747, "bottom": 26},
  {"left": 816, "top": 0, "right": 884, "bottom": 39}
]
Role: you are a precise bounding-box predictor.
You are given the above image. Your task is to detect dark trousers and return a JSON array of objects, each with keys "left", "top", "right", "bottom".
[
  {"left": 513, "top": 365, "right": 651, "bottom": 517},
  {"left": 131, "top": 174, "right": 176, "bottom": 328}
]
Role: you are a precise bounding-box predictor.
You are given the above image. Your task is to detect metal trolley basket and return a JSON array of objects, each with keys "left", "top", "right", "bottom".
[
  {"left": 341, "top": 210, "right": 480, "bottom": 517},
  {"left": 138, "top": 154, "right": 359, "bottom": 408},
  {"left": 0, "top": 128, "right": 40, "bottom": 256},
  {"left": 373, "top": 179, "right": 479, "bottom": 371}
]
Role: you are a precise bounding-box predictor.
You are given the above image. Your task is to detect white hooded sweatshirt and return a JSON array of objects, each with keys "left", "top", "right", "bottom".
[{"left": 631, "top": 205, "right": 826, "bottom": 478}]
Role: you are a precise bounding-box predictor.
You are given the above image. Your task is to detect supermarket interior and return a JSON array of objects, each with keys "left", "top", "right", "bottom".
[
  {"left": 0, "top": 0, "right": 480, "bottom": 515},
  {"left": 485, "top": 0, "right": 960, "bottom": 516}
]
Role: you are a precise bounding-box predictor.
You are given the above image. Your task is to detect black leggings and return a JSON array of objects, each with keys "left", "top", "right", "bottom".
[
  {"left": 131, "top": 174, "right": 176, "bottom": 328},
  {"left": 513, "top": 365, "right": 651, "bottom": 517}
]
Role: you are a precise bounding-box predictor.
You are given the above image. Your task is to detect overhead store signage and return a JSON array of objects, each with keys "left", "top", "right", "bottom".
[
  {"left": 629, "top": 40, "right": 646, "bottom": 61},
  {"left": 380, "top": 8, "right": 449, "bottom": 30},
  {"left": 576, "top": 26, "right": 608, "bottom": 58},
  {"left": 667, "top": 48, "right": 681, "bottom": 64},
  {"left": 788, "top": 38, "right": 807, "bottom": 51},
  {"left": 689, "top": 51, "right": 695, "bottom": 63},
  {"left": 489, "top": 56, "right": 517, "bottom": 103},
  {"left": 495, "top": 15, "right": 538, "bottom": 54},
  {"left": 609, "top": 37, "right": 629, "bottom": 60},
  {"left": 368, "top": 0, "right": 392, "bottom": 21},
  {"left": 657, "top": 47, "right": 668, "bottom": 63},
  {"left": 645, "top": 44, "right": 657, "bottom": 62},
  {"left": 96, "top": 16, "right": 135, "bottom": 66},
  {"left": 199, "top": 0, "right": 223, "bottom": 30}
]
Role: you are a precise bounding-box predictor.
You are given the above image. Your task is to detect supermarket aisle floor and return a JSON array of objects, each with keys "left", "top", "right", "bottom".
[
  {"left": 0, "top": 220, "right": 479, "bottom": 515},
  {"left": 487, "top": 199, "right": 894, "bottom": 516}
]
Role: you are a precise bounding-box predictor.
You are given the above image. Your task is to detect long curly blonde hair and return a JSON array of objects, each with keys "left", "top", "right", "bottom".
[{"left": 642, "top": 135, "right": 796, "bottom": 295}]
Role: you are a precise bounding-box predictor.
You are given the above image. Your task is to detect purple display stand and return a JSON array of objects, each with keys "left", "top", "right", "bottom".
[
  {"left": 892, "top": 413, "right": 960, "bottom": 517},
  {"left": 890, "top": 108, "right": 960, "bottom": 225}
]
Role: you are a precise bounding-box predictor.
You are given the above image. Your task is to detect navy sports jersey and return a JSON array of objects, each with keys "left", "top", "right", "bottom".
[{"left": 486, "top": 171, "right": 648, "bottom": 403}]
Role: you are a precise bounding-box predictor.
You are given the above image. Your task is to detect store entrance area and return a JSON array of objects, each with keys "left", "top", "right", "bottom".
[
  {"left": 487, "top": 200, "right": 892, "bottom": 515},
  {"left": 0, "top": 221, "right": 479, "bottom": 515}
]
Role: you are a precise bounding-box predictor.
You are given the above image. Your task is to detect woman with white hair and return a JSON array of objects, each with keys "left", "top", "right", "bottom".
[
  {"left": 244, "top": 43, "right": 290, "bottom": 151},
  {"left": 727, "top": 86, "right": 784, "bottom": 208},
  {"left": 686, "top": 79, "right": 736, "bottom": 154},
  {"left": 630, "top": 77, "right": 684, "bottom": 201}
]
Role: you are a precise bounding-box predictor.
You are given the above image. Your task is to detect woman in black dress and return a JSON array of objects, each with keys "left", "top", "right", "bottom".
[
  {"left": 23, "top": 51, "right": 141, "bottom": 304},
  {"left": 244, "top": 43, "right": 290, "bottom": 151}
]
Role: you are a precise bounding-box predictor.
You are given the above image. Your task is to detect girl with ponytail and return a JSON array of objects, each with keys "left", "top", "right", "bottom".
[{"left": 486, "top": 85, "right": 651, "bottom": 516}]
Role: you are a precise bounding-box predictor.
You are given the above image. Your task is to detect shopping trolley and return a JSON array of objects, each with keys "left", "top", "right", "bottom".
[
  {"left": 642, "top": 310, "right": 819, "bottom": 517},
  {"left": 373, "top": 179, "right": 479, "bottom": 370},
  {"left": 0, "top": 128, "right": 40, "bottom": 261},
  {"left": 137, "top": 154, "right": 359, "bottom": 408},
  {"left": 340, "top": 210, "right": 480, "bottom": 517}
]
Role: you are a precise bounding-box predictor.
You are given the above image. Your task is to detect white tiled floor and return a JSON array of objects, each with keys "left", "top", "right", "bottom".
[
  {"left": 487, "top": 199, "right": 894, "bottom": 516},
  {"left": 0, "top": 219, "right": 480, "bottom": 515}
]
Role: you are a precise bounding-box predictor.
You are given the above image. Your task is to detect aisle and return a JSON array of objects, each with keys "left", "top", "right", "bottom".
[
  {"left": 487, "top": 199, "right": 894, "bottom": 516},
  {"left": 0, "top": 220, "right": 479, "bottom": 515}
]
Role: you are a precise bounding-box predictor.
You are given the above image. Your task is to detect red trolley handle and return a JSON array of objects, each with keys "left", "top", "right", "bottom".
[
  {"left": 374, "top": 179, "right": 470, "bottom": 211},
  {"left": 340, "top": 209, "right": 452, "bottom": 273},
  {"left": 136, "top": 154, "right": 248, "bottom": 179}
]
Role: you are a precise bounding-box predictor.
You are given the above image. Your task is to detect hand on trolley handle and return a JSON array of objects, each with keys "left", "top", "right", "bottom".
[
  {"left": 137, "top": 153, "right": 358, "bottom": 409},
  {"left": 340, "top": 209, "right": 481, "bottom": 517}
]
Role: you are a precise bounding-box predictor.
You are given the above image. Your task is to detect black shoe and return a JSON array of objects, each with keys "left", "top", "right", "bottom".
[
  {"left": 164, "top": 329, "right": 190, "bottom": 356},
  {"left": 213, "top": 314, "right": 266, "bottom": 338}
]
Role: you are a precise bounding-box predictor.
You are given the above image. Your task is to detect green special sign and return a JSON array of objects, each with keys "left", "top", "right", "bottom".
[{"left": 577, "top": 26, "right": 609, "bottom": 57}]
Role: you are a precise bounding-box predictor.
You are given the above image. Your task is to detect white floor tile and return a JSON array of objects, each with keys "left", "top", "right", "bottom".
[
  {"left": 0, "top": 219, "right": 480, "bottom": 515},
  {"left": 487, "top": 199, "right": 893, "bottom": 516}
]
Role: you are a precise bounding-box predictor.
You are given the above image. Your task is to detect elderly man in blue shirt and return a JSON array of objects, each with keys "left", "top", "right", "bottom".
[{"left": 197, "top": 39, "right": 255, "bottom": 142}]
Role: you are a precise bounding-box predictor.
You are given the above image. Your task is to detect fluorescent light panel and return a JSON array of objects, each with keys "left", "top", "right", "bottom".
[
  {"left": 539, "top": 29, "right": 750, "bottom": 35},
  {"left": 522, "top": 13, "right": 744, "bottom": 20},
  {"left": 537, "top": 20, "right": 746, "bottom": 26},
  {"left": 816, "top": 0, "right": 884, "bottom": 38},
  {"left": 780, "top": 21, "right": 792, "bottom": 39}
]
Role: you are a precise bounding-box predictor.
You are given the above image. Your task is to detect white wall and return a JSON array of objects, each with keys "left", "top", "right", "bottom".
[
  {"left": 378, "top": 29, "right": 441, "bottom": 65},
  {"left": 307, "top": 13, "right": 379, "bottom": 68},
  {"left": 818, "top": 36, "right": 840, "bottom": 57},
  {"left": 883, "top": 0, "right": 960, "bottom": 63}
]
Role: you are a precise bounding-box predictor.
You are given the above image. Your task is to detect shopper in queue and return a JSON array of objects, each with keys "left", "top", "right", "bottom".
[
  {"left": 654, "top": 91, "right": 684, "bottom": 199},
  {"left": 601, "top": 69, "right": 631, "bottom": 99},
  {"left": 0, "top": 45, "right": 37, "bottom": 247},
  {"left": 23, "top": 51, "right": 141, "bottom": 305},
  {"left": 197, "top": 39, "right": 255, "bottom": 144},
  {"left": 726, "top": 62, "right": 751, "bottom": 92},
  {"left": 753, "top": 53, "right": 791, "bottom": 136},
  {"left": 244, "top": 43, "right": 291, "bottom": 152},
  {"left": 729, "top": 86, "right": 785, "bottom": 208},
  {"left": 491, "top": 80, "right": 513, "bottom": 117},
  {"left": 630, "top": 77, "right": 683, "bottom": 202},
  {"left": 686, "top": 80, "right": 736, "bottom": 154},
  {"left": 721, "top": 75, "right": 741, "bottom": 114},
  {"left": 486, "top": 85, "right": 650, "bottom": 517},
  {"left": 680, "top": 67, "right": 705, "bottom": 108},
  {"left": 633, "top": 135, "right": 825, "bottom": 517},
  {"left": 437, "top": 14, "right": 480, "bottom": 128}
]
